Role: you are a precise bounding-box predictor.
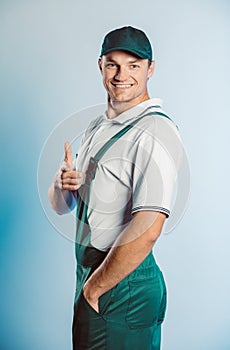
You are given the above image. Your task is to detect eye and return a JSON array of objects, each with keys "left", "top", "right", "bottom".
[
  {"left": 106, "top": 63, "right": 116, "bottom": 68},
  {"left": 130, "top": 64, "right": 139, "bottom": 69}
]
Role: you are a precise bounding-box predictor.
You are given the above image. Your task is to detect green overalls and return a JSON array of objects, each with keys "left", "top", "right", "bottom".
[{"left": 72, "top": 111, "right": 171, "bottom": 350}]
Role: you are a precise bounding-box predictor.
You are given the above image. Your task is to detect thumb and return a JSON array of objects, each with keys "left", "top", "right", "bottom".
[{"left": 64, "top": 141, "right": 72, "bottom": 170}]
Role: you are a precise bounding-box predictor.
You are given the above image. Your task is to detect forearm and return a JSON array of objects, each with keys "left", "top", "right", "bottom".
[
  {"left": 48, "top": 182, "right": 77, "bottom": 214},
  {"left": 83, "top": 211, "right": 166, "bottom": 301}
]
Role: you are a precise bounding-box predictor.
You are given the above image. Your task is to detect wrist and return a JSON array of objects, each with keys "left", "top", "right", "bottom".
[{"left": 83, "top": 280, "right": 103, "bottom": 301}]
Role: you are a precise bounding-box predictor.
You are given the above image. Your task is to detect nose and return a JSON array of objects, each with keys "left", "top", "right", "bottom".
[{"left": 114, "top": 66, "right": 129, "bottom": 81}]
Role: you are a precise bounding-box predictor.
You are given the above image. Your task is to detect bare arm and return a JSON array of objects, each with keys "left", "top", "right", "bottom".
[{"left": 83, "top": 210, "right": 166, "bottom": 312}]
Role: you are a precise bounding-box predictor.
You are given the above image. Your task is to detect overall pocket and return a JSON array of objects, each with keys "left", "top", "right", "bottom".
[
  {"left": 98, "top": 288, "right": 113, "bottom": 315},
  {"left": 126, "top": 275, "right": 164, "bottom": 329},
  {"left": 81, "top": 288, "right": 113, "bottom": 317}
]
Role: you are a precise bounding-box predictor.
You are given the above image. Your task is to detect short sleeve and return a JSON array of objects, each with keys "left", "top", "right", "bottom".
[{"left": 131, "top": 117, "right": 183, "bottom": 218}]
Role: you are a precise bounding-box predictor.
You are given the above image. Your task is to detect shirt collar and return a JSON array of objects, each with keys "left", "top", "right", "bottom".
[{"left": 102, "top": 98, "right": 163, "bottom": 124}]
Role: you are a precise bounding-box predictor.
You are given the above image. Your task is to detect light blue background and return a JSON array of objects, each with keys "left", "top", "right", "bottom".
[{"left": 0, "top": 1, "right": 229, "bottom": 349}]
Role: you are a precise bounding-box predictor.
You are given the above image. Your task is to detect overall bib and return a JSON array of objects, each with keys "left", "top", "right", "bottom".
[{"left": 72, "top": 111, "right": 171, "bottom": 350}]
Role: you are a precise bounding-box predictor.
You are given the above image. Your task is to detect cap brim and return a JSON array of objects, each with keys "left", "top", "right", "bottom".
[{"left": 100, "top": 46, "right": 150, "bottom": 60}]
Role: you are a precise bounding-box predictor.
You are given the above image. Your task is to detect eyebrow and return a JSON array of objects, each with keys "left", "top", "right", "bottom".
[{"left": 105, "top": 57, "right": 141, "bottom": 64}]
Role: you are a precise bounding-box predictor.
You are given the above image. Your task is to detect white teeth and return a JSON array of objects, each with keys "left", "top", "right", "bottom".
[{"left": 114, "top": 84, "right": 132, "bottom": 88}]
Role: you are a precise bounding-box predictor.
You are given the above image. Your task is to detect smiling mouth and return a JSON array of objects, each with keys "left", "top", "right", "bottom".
[{"left": 111, "top": 83, "right": 134, "bottom": 89}]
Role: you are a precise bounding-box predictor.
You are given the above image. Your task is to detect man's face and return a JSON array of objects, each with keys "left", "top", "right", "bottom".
[{"left": 98, "top": 50, "right": 154, "bottom": 107}]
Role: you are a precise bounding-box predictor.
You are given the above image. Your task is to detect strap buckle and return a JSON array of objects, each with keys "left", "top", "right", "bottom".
[{"left": 85, "top": 157, "right": 98, "bottom": 185}]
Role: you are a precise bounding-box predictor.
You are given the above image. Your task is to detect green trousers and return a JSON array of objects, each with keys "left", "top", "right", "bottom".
[{"left": 72, "top": 248, "right": 167, "bottom": 350}]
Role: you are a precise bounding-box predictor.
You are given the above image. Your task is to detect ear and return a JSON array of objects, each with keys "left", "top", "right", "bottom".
[
  {"left": 98, "top": 58, "right": 103, "bottom": 73},
  {"left": 147, "top": 61, "right": 155, "bottom": 78}
]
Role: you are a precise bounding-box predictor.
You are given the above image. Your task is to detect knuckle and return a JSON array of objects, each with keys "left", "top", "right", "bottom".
[
  {"left": 61, "top": 172, "right": 68, "bottom": 179},
  {"left": 68, "top": 172, "right": 76, "bottom": 179}
]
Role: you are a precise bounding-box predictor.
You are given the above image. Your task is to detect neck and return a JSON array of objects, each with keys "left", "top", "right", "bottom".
[{"left": 106, "top": 92, "right": 150, "bottom": 119}]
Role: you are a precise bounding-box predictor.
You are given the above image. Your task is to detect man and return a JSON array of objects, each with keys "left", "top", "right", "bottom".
[{"left": 49, "top": 26, "right": 183, "bottom": 349}]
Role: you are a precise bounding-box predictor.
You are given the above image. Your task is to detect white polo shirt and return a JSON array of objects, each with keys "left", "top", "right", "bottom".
[{"left": 76, "top": 98, "right": 183, "bottom": 251}]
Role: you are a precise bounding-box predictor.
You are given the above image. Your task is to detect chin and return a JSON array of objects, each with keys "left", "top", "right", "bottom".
[{"left": 111, "top": 93, "right": 134, "bottom": 102}]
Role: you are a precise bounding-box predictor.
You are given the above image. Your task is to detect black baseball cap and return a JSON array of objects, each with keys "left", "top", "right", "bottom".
[{"left": 100, "top": 26, "right": 153, "bottom": 61}]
